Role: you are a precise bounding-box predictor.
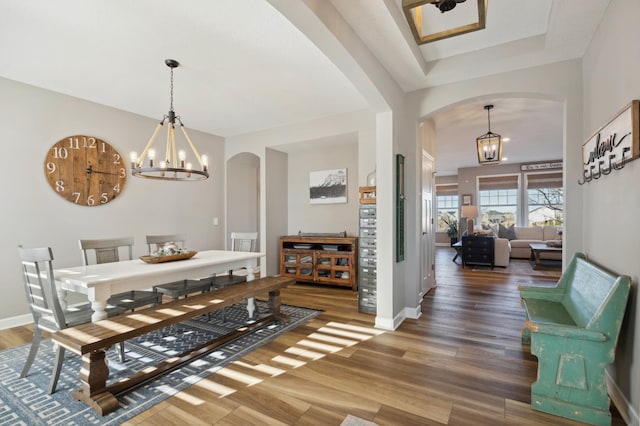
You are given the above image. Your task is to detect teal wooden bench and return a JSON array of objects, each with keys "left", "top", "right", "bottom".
[{"left": 518, "top": 252, "right": 630, "bottom": 426}]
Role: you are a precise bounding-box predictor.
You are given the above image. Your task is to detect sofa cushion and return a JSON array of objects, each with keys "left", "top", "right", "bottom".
[
  {"left": 543, "top": 226, "right": 560, "bottom": 240},
  {"left": 509, "top": 239, "right": 541, "bottom": 249},
  {"left": 514, "top": 226, "right": 543, "bottom": 240},
  {"left": 498, "top": 224, "right": 517, "bottom": 240}
]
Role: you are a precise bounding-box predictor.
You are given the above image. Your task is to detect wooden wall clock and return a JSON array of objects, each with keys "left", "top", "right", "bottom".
[{"left": 44, "top": 135, "right": 127, "bottom": 206}]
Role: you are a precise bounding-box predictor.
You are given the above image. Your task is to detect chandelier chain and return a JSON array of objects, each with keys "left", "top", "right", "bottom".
[{"left": 169, "top": 66, "right": 174, "bottom": 113}]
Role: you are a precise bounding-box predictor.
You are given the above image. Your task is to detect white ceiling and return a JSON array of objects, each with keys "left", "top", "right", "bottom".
[
  {"left": 1, "top": 0, "right": 610, "bottom": 174},
  {"left": 432, "top": 98, "right": 564, "bottom": 176}
]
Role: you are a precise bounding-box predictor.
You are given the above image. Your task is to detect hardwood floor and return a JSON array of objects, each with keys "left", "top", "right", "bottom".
[{"left": 2, "top": 247, "right": 625, "bottom": 425}]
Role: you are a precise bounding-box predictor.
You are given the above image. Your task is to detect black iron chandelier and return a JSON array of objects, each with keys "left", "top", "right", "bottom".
[
  {"left": 476, "top": 104, "right": 502, "bottom": 165},
  {"left": 130, "top": 59, "right": 209, "bottom": 181}
]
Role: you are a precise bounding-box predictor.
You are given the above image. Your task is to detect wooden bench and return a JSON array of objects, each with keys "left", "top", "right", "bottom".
[
  {"left": 518, "top": 252, "right": 630, "bottom": 426},
  {"left": 52, "top": 276, "right": 294, "bottom": 416}
]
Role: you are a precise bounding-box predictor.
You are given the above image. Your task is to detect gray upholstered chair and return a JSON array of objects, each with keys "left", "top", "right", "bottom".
[
  {"left": 148, "top": 234, "right": 212, "bottom": 301},
  {"left": 79, "top": 237, "right": 162, "bottom": 311},
  {"left": 18, "top": 246, "right": 125, "bottom": 393}
]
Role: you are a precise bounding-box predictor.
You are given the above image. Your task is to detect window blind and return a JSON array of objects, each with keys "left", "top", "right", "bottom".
[
  {"left": 478, "top": 175, "right": 519, "bottom": 190},
  {"left": 526, "top": 172, "right": 562, "bottom": 189},
  {"left": 436, "top": 184, "right": 458, "bottom": 196}
]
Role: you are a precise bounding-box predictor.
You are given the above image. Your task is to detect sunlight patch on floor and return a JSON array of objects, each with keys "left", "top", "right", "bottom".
[
  {"left": 216, "top": 367, "right": 263, "bottom": 386},
  {"left": 285, "top": 346, "right": 326, "bottom": 360},
  {"left": 192, "top": 377, "right": 237, "bottom": 398},
  {"left": 232, "top": 360, "right": 286, "bottom": 376},
  {"left": 272, "top": 355, "right": 307, "bottom": 368}
]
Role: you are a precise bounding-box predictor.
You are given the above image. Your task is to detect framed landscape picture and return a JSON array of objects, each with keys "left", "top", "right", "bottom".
[{"left": 309, "top": 168, "right": 347, "bottom": 204}]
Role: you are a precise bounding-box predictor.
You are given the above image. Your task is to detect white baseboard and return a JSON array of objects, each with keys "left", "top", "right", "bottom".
[
  {"left": 375, "top": 308, "right": 408, "bottom": 330},
  {"left": 404, "top": 304, "right": 422, "bottom": 320},
  {"left": 0, "top": 314, "right": 32, "bottom": 330},
  {"left": 374, "top": 316, "right": 395, "bottom": 330},
  {"left": 607, "top": 370, "right": 638, "bottom": 425}
]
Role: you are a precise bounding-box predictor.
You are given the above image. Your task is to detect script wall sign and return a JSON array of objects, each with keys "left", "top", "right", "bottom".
[{"left": 579, "top": 100, "right": 639, "bottom": 184}]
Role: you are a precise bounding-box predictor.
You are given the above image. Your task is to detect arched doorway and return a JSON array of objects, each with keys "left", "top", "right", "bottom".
[{"left": 226, "top": 152, "right": 260, "bottom": 249}]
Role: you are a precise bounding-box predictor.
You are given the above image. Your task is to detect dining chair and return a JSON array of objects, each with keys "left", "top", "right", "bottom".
[
  {"left": 145, "top": 233, "right": 187, "bottom": 256},
  {"left": 79, "top": 237, "right": 163, "bottom": 312},
  {"left": 18, "top": 246, "right": 125, "bottom": 393},
  {"left": 208, "top": 231, "right": 260, "bottom": 321},
  {"left": 148, "top": 234, "right": 211, "bottom": 301},
  {"left": 208, "top": 231, "right": 259, "bottom": 288}
]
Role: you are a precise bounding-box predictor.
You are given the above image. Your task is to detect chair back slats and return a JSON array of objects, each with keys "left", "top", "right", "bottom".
[
  {"left": 18, "top": 246, "right": 66, "bottom": 330},
  {"left": 230, "top": 232, "right": 258, "bottom": 253},
  {"left": 146, "top": 234, "right": 187, "bottom": 254},
  {"left": 79, "top": 237, "right": 134, "bottom": 265}
]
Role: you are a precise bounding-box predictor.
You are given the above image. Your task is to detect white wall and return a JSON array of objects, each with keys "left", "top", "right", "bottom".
[
  {"left": 226, "top": 109, "right": 377, "bottom": 267},
  {"left": 226, "top": 153, "right": 260, "bottom": 244},
  {"left": 582, "top": 0, "right": 640, "bottom": 421},
  {"left": 0, "top": 77, "right": 226, "bottom": 322},
  {"left": 286, "top": 141, "right": 359, "bottom": 236},
  {"left": 265, "top": 148, "right": 289, "bottom": 276}
]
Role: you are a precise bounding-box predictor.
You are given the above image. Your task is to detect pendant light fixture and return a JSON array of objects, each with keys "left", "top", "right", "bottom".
[
  {"left": 130, "top": 59, "right": 209, "bottom": 181},
  {"left": 476, "top": 104, "right": 502, "bottom": 165}
]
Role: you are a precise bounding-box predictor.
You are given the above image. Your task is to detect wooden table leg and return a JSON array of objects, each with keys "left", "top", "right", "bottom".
[
  {"left": 530, "top": 249, "right": 543, "bottom": 269},
  {"left": 72, "top": 350, "right": 120, "bottom": 416},
  {"left": 268, "top": 289, "right": 288, "bottom": 322}
]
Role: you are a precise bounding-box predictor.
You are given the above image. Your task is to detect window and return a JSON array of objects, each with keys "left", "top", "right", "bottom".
[
  {"left": 436, "top": 184, "right": 458, "bottom": 233},
  {"left": 436, "top": 195, "right": 459, "bottom": 232},
  {"left": 526, "top": 172, "right": 563, "bottom": 226},
  {"left": 478, "top": 175, "right": 519, "bottom": 227}
]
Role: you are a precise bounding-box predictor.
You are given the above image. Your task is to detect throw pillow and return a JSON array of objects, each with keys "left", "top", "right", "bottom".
[
  {"left": 499, "top": 224, "right": 517, "bottom": 240},
  {"left": 481, "top": 224, "right": 498, "bottom": 237}
]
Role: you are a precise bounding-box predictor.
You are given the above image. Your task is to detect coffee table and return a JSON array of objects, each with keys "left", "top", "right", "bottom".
[{"left": 529, "top": 243, "right": 562, "bottom": 269}]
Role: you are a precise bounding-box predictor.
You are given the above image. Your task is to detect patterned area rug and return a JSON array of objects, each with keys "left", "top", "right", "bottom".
[
  {"left": 472, "top": 258, "right": 562, "bottom": 279},
  {"left": 0, "top": 302, "right": 321, "bottom": 425}
]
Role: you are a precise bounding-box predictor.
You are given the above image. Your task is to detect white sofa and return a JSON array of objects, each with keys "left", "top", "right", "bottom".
[
  {"left": 508, "top": 226, "right": 562, "bottom": 260},
  {"left": 478, "top": 225, "right": 562, "bottom": 265},
  {"left": 494, "top": 237, "right": 511, "bottom": 267},
  {"left": 472, "top": 227, "right": 511, "bottom": 267}
]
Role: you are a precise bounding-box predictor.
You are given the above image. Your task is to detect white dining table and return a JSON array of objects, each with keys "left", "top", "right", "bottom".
[{"left": 54, "top": 249, "right": 262, "bottom": 322}]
